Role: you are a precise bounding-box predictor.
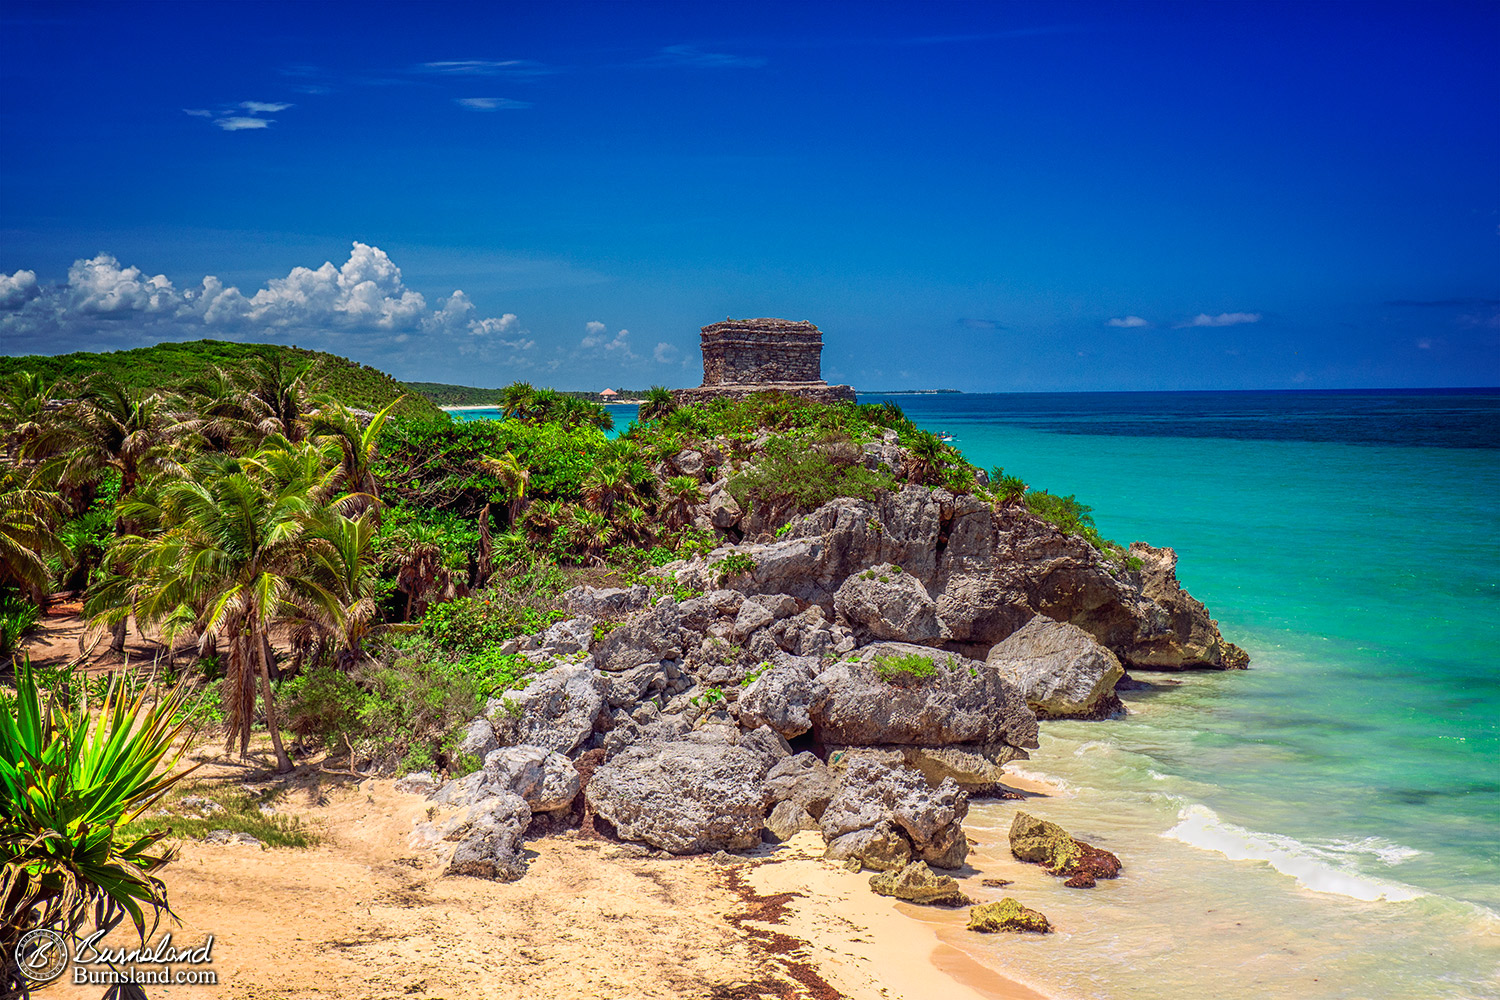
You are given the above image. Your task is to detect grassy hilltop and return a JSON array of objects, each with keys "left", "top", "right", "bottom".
[{"left": 0, "top": 339, "right": 441, "bottom": 420}]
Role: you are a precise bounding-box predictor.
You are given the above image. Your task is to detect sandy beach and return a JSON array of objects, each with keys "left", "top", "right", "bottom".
[{"left": 39, "top": 740, "right": 1062, "bottom": 1000}]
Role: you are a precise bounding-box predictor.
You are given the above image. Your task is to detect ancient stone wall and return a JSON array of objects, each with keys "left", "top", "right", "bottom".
[{"left": 700, "top": 318, "right": 824, "bottom": 386}]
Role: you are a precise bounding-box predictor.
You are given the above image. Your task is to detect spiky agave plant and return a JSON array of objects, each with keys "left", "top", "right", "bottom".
[{"left": 0, "top": 660, "right": 199, "bottom": 994}]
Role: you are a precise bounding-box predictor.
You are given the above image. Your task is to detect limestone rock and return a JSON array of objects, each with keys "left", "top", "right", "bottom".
[
  {"left": 820, "top": 754, "right": 970, "bottom": 869},
  {"left": 1122, "top": 543, "right": 1250, "bottom": 669},
  {"left": 822, "top": 820, "right": 912, "bottom": 872},
  {"left": 486, "top": 661, "right": 604, "bottom": 756},
  {"left": 536, "top": 616, "right": 596, "bottom": 657},
  {"left": 454, "top": 717, "right": 499, "bottom": 762},
  {"left": 735, "top": 656, "right": 829, "bottom": 739},
  {"left": 585, "top": 729, "right": 776, "bottom": 853},
  {"left": 765, "top": 800, "right": 819, "bottom": 842},
  {"left": 483, "top": 746, "right": 581, "bottom": 812},
  {"left": 869, "top": 861, "right": 972, "bottom": 907},
  {"left": 834, "top": 563, "right": 945, "bottom": 645},
  {"left": 811, "top": 642, "right": 1038, "bottom": 753},
  {"left": 708, "top": 488, "right": 743, "bottom": 528},
  {"left": 967, "top": 898, "right": 1052, "bottom": 934},
  {"left": 985, "top": 615, "right": 1125, "bottom": 719},
  {"left": 1009, "top": 811, "right": 1122, "bottom": 888},
  {"left": 445, "top": 792, "right": 531, "bottom": 881},
  {"left": 764, "top": 752, "right": 838, "bottom": 819},
  {"left": 561, "top": 585, "right": 652, "bottom": 619},
  {"left": 593, "top": 599, "right": 686, "bottom": 673}
]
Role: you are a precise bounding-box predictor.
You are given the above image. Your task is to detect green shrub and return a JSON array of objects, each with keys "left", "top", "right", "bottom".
[
  {"left": 727, "top": 437, "right": 896, "bottom": 519},
  {"left": 421, "top": 591, "right": 566, "bottom": 654},
  {"left": 710, "top": 551, "right": 757, "bottom": 584},
  {"left": 0, "top": 593, "right": 39, "bottom": 657},
  {"left": 1023, "top": 490, "right": 1116, "bottom": 553},
  {"left": 872, "top": 652, "right": 939, "bottom": 685}
]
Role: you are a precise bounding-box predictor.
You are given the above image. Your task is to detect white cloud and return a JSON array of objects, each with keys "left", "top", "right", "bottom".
[
  {"left": 581, "top": 323, "right": 636, "bottom": 359},
  {"left": 214, "top": 116, "right": 273, "bottom": 131},
  {"left": 0, "top": 269, "right": 40, "bottom": 309},
  {"left": 0, "top": 243, "right": 526, "bottom": 350},
  {"left": 1178, "top": 312, "right": 1262, "bottom": 328},
  {"left": 240, "top": 101, "right": 292, "bottom": 113},
  {"left": 653, "top": 342, "right": 679, "bottom": 363},
  {"left": 67, "top": 255, "right": 178, "bottom": 316},
  {"left": 455, "top": 97, "right": 532, "bottom": 111},
  {"left": 183, "top": 108, "right": 213, "bottom": 118},
  {"left": 418, "top": 59, "right": 548, "bottom": 77},
  {"left": 1108, "top": 315, "right": 1149, "bottom": 328},
  {"left": 649, "top": 45, "right": 766, "bottom": 69}
]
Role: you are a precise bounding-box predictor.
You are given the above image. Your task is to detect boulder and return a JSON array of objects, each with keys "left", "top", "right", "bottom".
[
  {"left": 486, "top": 661, "right": 604, "bottom": 756},
  {"left": 536, "top": 616, "right": 595, "bottom": 656},
  {"left": 445, "top": 792, "right": 531, "bottom": 881},
  {"left": 822, "top": 820, "right": 912, "bottom": 872},
  {"left": 820, "top": 754, "right": 970, "bottom": 869},
  {"left": 585, "top": 728, "right": 777, "bottom": 853},
  {"left": 561, "top": 585, "right": 652, "bottom": 619},
  {"left": 811, "top": 643, "right": 1038, "bottom": 753},
  {"left": 834, "top": 563, "right": 945, "bottom": 645},
  {"left": 732, "top": 599, "right": 776, "bottom": 638},
  {"left": 765, "top": 800, "right": 819, "bottom": 842},
  {"left": 601, "top": 659, "right": 672, "bottom": 709},
  {"left": 735, "top": 657, "right": 829, "bottom": 739},
  {"left": 1009, "top": 811, "right": 1122, "bottom": 888},
  {"left": 453, "top": 717, "right": 499, "bottom": 762},
  {"left": 967, "top": 898, "right": 1052, "bottom": 934},
  {"left": 985, "top": 615, "right": 1125, "bottom": 719},
  {"left": 708, "top": 488, "right": 743, "bottom": 529},
  {"left": 764, "top": 752, "right": 838, "bottom": 819},
  {"left": 593, "top": 599, "right": 686, "bottom": 672},
  {"left": 483, "top": 746, "right": 581, "bottom": 812},
  {"left": 869, "top": 861, "right": 972, "bottom": 907}
]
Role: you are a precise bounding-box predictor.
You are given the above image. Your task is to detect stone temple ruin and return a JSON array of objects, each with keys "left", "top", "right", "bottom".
[{"left": 672, "top": 318, "right": 857, "bottom": 405}]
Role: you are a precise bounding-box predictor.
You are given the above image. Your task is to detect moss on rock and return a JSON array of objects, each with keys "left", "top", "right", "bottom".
[{"left": 967, "top": 897, "right": 1052, "bottom": 934}]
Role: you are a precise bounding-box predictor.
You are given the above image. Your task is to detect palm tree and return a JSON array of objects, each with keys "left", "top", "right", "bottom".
[
  {"left": 903, "top": 429, "right": 947, "bottom": 485},
  {"left": 308, "top": 398, "right": 398, "bottom": 518},
  {"left": 477, "top": 451, "right": 529, "bottom": 526},
  {"left": 499, "top": 382, "right": 537, "bottom": 419},
  {"left": 306, "top": 507, "right": 398, "bottom": 672},
  {"left": 0, "top": 473, "right": 65, "bottom": 605},
  {"left": 662, "top": 475, "right": 703, "bottom": 533},
  {"left": 241, "top": 353, "right": 317, "bottom": 443},
  {"left": 176, "top": 364, "right": 261, "bottom": 453},
  {"left": 39, "top": 378, "right": 179, "bottom": 500},
  {"left": 639, "top": 385, "right": 677, "bottom": 423},
  {"left": 0, "top": 371, "right": 60, "bottom": 464},
  {"left": 120, "top": 450, "right": 340, "bottom": 772}
]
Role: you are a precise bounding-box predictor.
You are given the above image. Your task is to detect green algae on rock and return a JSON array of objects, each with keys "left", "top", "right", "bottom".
[
  {"left": 967, "top": 897, "right": 1052, "bottom": 934},
  {"left": 1008, "top": 810, "right": 1122, "bottom": 888},
  {"left": 868, "top": 861, "right": 972, "bottom": 907}
]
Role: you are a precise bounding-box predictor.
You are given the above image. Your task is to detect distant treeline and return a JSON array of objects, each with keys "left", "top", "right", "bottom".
[
  {"left": 407, "top": 382, "right": 661, "bottom": 406},
  {"left": 0, "top": 339, "right": 441, "bottom": 419}
]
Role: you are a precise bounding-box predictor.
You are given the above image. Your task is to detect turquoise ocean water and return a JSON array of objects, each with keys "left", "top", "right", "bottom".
[
  {"left": 885, "top": 390, "right": 1500, "bottom": 1000},
  {"left": 455, "top": 392, "right": 1500, "bottom": 997}
]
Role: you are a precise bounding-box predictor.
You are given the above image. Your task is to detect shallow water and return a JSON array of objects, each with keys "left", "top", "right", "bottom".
[{"left": 884, "top": 391, "right": 1500, "bottom": 999}]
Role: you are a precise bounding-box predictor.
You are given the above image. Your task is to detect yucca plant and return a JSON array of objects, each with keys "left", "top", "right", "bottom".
[{"left": 0, "top": 660, "right": 199, "bottom": 994}]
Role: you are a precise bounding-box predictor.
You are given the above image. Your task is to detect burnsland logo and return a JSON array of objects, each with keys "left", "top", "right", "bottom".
[{"left": 13, "top": 929, "right": 219, "bottom": 987}]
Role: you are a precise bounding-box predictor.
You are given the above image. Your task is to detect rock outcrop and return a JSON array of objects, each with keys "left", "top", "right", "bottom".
[
  {"left": 820, "top": 754, "right": 970, "bottom": 870},
  {"left": 585, "top": 727, "right": 783, "bottom": 853},
  {"left": 811, "top": 642, "right": 1038, "bottom": 753},
  {"left": 1009, "top": 811, "right": 1122, "bottom": 888},
  {"left": 985, "top": 615, "right": 1125, "bottom": 719},
  {"left": 869, "top": 861, "right": 972, "bottom": 906},
  {"left": 967, "top": 898, "right": 1052, "bottom": 934},
  {"left": 656, "top": 484, "right": 1247, "bottom": 671}
]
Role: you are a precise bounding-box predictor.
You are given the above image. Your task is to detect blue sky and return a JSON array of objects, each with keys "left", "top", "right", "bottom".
[{"left": 1, "top": 1, "right": 1496, "bottom": 391}]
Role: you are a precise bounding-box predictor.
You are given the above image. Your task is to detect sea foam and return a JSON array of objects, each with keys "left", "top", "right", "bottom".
[{"left": 1163, "top": 804, "right": 1426, "bottom": 902}]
